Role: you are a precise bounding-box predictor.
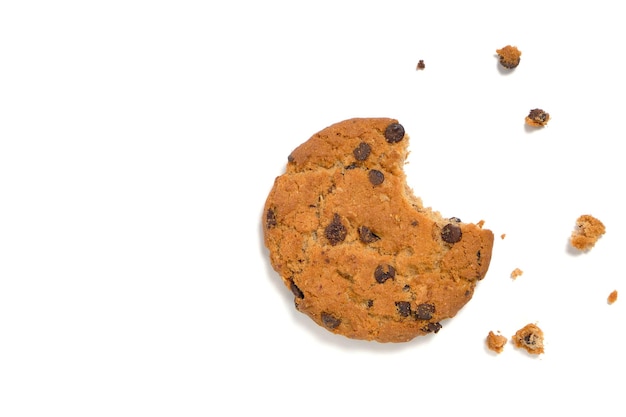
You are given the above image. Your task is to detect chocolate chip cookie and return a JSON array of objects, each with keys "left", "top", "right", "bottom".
[{"left": 263, "top": 118, "right": 494, "bottom": 343}]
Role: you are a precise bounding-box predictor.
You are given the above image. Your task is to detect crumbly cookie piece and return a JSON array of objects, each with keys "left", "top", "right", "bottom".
[
  {"left": 263, "top": 118, "right": 494, "bottom": 343},
  {"left": 525, "top": 109, "right": 550, "bottom": 127},
  {"left": 510, "top": 268, "right": 523, "bottom": 279},
  {"left": 512, "top": 323, "right": 544, "bottom": 355},
  {"left": 496, "top": 45, "right": 521, "bottom": 69},
  {"left": 486, "top": 331, "right": 507, "bottom": 354},
  {"left": 570, "top": 214, "right": 606, "bottom": 251},
  {"left": 608, "top": 290, "right": 618, "bottom": 305}
]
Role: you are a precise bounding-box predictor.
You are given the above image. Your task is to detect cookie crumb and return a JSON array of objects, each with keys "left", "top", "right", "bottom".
[
  {"left": 510, "top": 268, "right": 523, "bottom": 279},
  {"left": 608, "top": 290, "right": 618, "bottom": 305},
  {"left": 486, "top": 331, "right": 507, "bottom": 354},
  {"left": 512, "top": 323, "right": 544, "bottom": 355},
  {"left": 570, "top": 214, "right": 606, "bottom": 251},
  {"left": 416, "top": 60, "right": 425, "bottom": 70},
  {"left": 525, "top": 109, "right": 550, "bottom": 127},
  {"left": 496, "top": 45, "right": 521, "bottom": 69},
  {"left": 500, "top": 233, "right": 506, "bottom": 240}
]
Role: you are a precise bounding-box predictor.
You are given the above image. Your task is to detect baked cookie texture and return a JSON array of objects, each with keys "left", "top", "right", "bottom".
[
  {"left": 496, "top": 45, "right": 521, "bottom": 69},
  {"left": 486, "top": 331, "right": 507, "bottom": 354},
  {"left": 263, "top": 118, "right": 494, "bottom": 343},
  {"left": 512, "top": 323, "right": 544, "bottom": 355},
  {"left": 570, "top": 214, "right": 605, "bottom": 251}
]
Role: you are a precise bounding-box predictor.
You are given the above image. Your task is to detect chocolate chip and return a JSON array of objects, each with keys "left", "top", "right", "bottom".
[
  {"left": 449, "top": 217, "right": 462, "bottom": 223},
  {"left": 368, "top": 170, "right": 384, "bottom": 186},
  {"left": 321, "top": 312, "right": 341, "bottom": 329},
  {"left": 366, "top": 300, "right": 374, "bottom": 308},
  {"left": 441, "top": 223, "right": 462, "bottom": 244},
  {"left": 424, "top": 322, "right": 442, "bottom": 333},
  {"left": 395, "top": 301, "right": 412, "bottom": 317},
  {"left": 384, "top": 123, "right": 405, "bottom": 143},
  {"left": 527, "top": 108, "right": 550, "bottom": 125},
  {"left": 358, "top": 226, "right": 380, "bottom": 244},
  {"left": 324, "top": 213, "right": 347, "bottom": 245},
  {"left": 288, "top": 154, "right": 295, "bottom": 163},
  {"left": 415, "top": 303, "right": 435, "bottom": 320},
  {"left": 524, "top": 334, "right": 535, "bottom": 346},
  {"left": 402, "top": 285, "right": 410, "bottom": 292},
  {"left": 374, "top": 264, "right": 395, "bottom": 283},
  {"left": 266, "top": 208, "right": 277, "bottom": 229},
  {"left": 416, "top": 60, "right": 425, "bottom": 70},
  {"left": 345, "top": 163, "right": 358, "bottom": 170},
  {"left": 353, "top": 142, "right": 371, "bottom": 161},
  {"left": 528, "top": 109, "right": 548, "bottom": 122},
  {"left": 289, "top": 278, "right": 304, "bottom": 299}
]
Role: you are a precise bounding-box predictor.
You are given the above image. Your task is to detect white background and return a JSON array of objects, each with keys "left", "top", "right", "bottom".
[{"left": 1, "top": 1, "right": 624, "bottom": 416}]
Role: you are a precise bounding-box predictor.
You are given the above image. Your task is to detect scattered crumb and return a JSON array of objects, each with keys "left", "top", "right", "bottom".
[
  {"left": 416, "top": 60, "right": 425, "bottom": 70},
  {"left": 512, "top": 323, "right": 544, "bottom": 355},
  {"left": 510, "top": 268, "right": 523, "bottom": 279},
  {"left": 608, "top": 290, "right": 618, "bottom": 305},
  {"left": 486, "top": 331, "right": 507, "bottom": 354},
  {"left": 500, "top": 233, "right": 506, "bottom": 240},
  {"left": 477, "top": 219, "right": 486, "bottom": 228},
  {"left": 525, "top": 109, "right": 550, "bottom": 127},
  {"left": 496, "top": 45, "right": 521, "bottom": 69},
  {"left": 570, "top": 214, "right": 606, "bottom": 251}
]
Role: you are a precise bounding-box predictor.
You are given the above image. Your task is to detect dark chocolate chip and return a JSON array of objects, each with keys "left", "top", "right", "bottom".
[
  {"left": 424, "top": 322, "right": 442, "bottom": 333},
  {"left": 288, "top": 154, "right": 295, "bottom": 163},
  {"left": 324, "top": 213, "right": 347, "bottom": 245},
  {"left": 528, "top": 108, "right": 549, "bottom": 123},
  {"left": 384, "top": 123, "right": 405, "bottom": 143},
  {"left": 374, "top": 264, "right": 395, "bottom": 283},
  {"left": 415, "top": 303, "right": 435, "bottom": 320},
  {"left": 524, "top": 334, "right": 534, "bottom": 345},
  {"left": 441, "top": 223, "right": 462, "bottom": 244},
  {"left": 288, "top": 278, "right": 304, "bottom": 299},
  {"left": 411, "top": 220, "right": 419, "bottom": 227},
  {"left": 368, "top": 170, "right": 384, "bottom": 186},
  {"left": 321, "top": 312, "right": 341, "bottom": 329},
  {"left": 395, "top": 301, "right": 412, "bottom": 317},
  {"left": 353, "top": 142, "right": 371, "bottom": 161},
  {"left": 366, "top": 300, "right": 374, "bottom": 308},
  {"left": 345, "top": 163, "right": 358, "bottom": 170},
  {"left": 266, "top": 208, "right": 277, "bottom": 229},
  {"left": 358, "top": 226, "right": 380, "bottom": 244},
  {"left": 449, "top": 217, "right": 462, "bottom": 223}
]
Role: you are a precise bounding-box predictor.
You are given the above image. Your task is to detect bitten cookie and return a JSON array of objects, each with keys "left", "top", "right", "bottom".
[{"left": 263, "top": 118, "right": 494, "bottom": 343}]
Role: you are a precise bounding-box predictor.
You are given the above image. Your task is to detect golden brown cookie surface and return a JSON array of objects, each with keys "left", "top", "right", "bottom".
[{"left": 263, "top": 118, "right": 494, "bottom": 342}]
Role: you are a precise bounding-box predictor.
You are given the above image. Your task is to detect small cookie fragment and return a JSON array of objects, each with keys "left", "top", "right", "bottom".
[
  {"left": 510, "top": 268, "right": 523, "bottom": 280},
  {"left": 496, "top": 45, "right": 521, "bottom": 69},
  {"left": 608, "top": 290, "right": 618, "bottom": 305},
  {"left": 512, "top": 323, "right": 544, "bottom": 355},
  {"left": 486, "top": 331, "right": 508, "bottom": 354},
  {"left": 416, "top": 60, "right": 425, "bottom": 70},
  {"left": 525, "top": 109, "right": 550, "bottom": 127},
  {"left": 500, "top": 233, "right": 506, "bottom": 240},
  {"left": 570, "top": 214, "right": 606, "bottom": 251}
]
